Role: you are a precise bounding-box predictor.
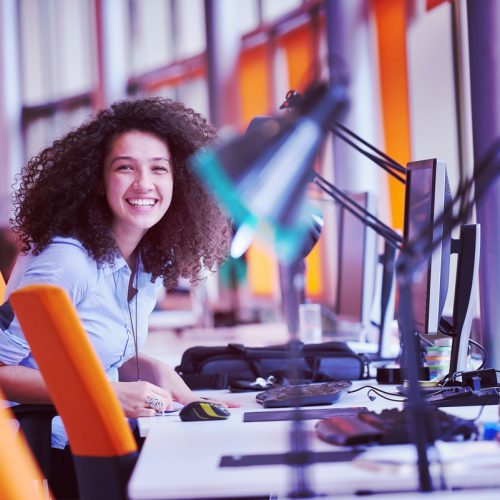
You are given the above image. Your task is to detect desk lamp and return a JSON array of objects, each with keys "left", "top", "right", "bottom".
[
  {"left": 190, "top": 82, "right": 348, "bottom": 264},
  {"left": 281, "top": 90, "right": 404, "bottom": 360},
  {"left": 190, "top": 81, "right": 348, "bottom": 498}
]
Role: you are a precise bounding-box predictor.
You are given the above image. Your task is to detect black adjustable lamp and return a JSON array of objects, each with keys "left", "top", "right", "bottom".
[
  {"left": 190, "top": 83, "right": 348, "bottom": 264},
  {"left": 190, "top": 81, "right": 348, "bottom": 497}
]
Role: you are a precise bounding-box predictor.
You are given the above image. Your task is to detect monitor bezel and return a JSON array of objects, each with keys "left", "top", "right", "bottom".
[{"left": 403, "top": 158, "right": 448, "bottom": 337}]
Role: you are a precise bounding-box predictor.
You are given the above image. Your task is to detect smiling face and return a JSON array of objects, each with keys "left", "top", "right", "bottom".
[{"left": 103, "top": 130, "right": 173, "bottom": 256}]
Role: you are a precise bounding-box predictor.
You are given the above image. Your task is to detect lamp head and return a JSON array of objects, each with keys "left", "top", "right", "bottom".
[{"left": 190, "top": 81, "right": 348, "bottom": 263}]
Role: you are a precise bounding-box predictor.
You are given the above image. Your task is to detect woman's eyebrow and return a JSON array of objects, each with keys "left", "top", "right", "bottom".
[
  {"left": 149, "top": 157, "right": 170, "bottom": 162},
  {"left": 109, "top": 156, "right": 170, "bottom": 165},
  {"left": 110, "top": 155, "right": 136, "bottom": 165}
]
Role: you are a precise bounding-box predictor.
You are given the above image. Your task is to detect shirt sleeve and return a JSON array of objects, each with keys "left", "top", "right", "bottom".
[{"left": 0, "top": 240, "right": 98, "bottom": 365}]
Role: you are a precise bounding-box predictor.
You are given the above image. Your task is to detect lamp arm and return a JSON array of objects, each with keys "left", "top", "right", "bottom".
[
  {"left": 332, "top": 121, "right": 406, "bottom": 174},
  {"left": 330, "top": 126, "right": 406, "bottom": 184},
  {"left": 313, "top": 174, "right": 402, "bottom": 249},
  {"left": 280, "top": 89, "right": 406, "bottom": 181}
]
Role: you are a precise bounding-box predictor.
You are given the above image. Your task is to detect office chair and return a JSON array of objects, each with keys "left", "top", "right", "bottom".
[
  {"left": 0, "top": 387, "right": 51, "bottom": 500},
  {"left": 1, "top": 271, "right": 58, "bottom": 479},
  {"left": 10, "top": 284, "right": 139, "bottom": 500}
]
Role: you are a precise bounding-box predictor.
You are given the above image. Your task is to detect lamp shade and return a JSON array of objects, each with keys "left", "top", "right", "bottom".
[{"left": 190, "top": 82, "right": 348, "bottom": 262}]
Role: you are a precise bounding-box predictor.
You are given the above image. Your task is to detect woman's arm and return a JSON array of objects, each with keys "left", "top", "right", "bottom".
[
  {"left": 119, "top": 353, "right": 195, "bottom": 404},
  {"left": 119, "top": 353, "right": 241, "bottom": 407},
  {"left": 0, "top": 362, "right": 52, "bottom": 404},
  {"left": 0, "top": 361, "right": 174, "bottom": 418}
]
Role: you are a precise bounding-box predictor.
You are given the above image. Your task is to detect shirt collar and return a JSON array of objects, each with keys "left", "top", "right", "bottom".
[
  {"left": 50, "top": 236, "right": 140, "bottom": 276},
  {"left": 102, "top": 254, "right": 128, "bottom": 275},
  {"left": 102, "top": 253, "right": 146, "bottom": 275}
]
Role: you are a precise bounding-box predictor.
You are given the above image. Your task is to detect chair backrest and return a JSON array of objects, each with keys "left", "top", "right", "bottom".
[
  {"left": 9, "top": 284, "right": 138, "bottom": 458},
  {"left": 10, "top": 284, "right": 138, "bottom": 499},
  {"left": 0, "top": 388, "right": 49, "bottom": 500},
  {"left": 0, "top": 271, "right": 6, "bottom": 303}
]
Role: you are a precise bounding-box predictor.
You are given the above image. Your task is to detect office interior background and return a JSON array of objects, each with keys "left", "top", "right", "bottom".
[{"left": 0, "top": 0, "right": 499, "bottom": 366}]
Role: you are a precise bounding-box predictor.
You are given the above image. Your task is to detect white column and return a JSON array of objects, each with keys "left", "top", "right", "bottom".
[
  {"left": 0, "top": 0, "right": 24, "bottom": 224},
  {"left": 98, "top": 0, "right": 129, "bottom": 105},
  {"left": 325, "top": 0, "right": 387, "bottom": 205},
  {"left": 204, "top": 0, "right": 241, "bottom": 128}
]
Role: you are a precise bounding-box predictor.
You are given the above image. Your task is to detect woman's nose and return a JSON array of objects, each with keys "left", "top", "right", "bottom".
[{"left": 133, "top": 169, "right": 153, "bottom": 189}]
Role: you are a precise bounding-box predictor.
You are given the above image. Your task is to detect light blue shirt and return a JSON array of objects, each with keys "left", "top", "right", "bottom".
[{"left": 0, "top": 237, "right": 161, "bottom": 448}]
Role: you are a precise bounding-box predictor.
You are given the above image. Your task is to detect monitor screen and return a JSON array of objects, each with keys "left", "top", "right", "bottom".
[
  {"left": 403, "top": 159, "right": 452, "bottom": 338},
  {"left": 335, "top": 191, "right": 378, "bottom": 331}
]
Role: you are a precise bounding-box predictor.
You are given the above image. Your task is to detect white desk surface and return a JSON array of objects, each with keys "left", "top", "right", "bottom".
[{"left": 129, "top": 381, "right": 500, "bottom": 499}]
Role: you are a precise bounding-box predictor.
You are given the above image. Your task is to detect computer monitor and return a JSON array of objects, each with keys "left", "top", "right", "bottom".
[
  {"left": 335, "top": 192, "right": 378, "bottom": 331},
  {"left": 333, "top": 192, "right": 396, "bottom": 358},
  {"left": 403, "top": 159, "right": 480, "bottom": 376},
  {"left": 403, "top": 159, "right": 452, "bottom": 338}
]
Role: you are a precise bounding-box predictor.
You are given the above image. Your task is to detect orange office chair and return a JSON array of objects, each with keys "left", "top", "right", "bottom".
[
  {"left": 10, "top": 284, "right": 139, "bottom": 500},
  {"left": 0, "top": 388, "right": 51, "bottom": 500},
  {"left": 0, "top": 270, "right": 6, "bottom": 303}
]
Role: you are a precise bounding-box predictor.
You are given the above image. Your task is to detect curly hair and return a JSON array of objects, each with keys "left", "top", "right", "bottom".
[{"left": 12, "top": 97, "right": 231, "bottom": 289}]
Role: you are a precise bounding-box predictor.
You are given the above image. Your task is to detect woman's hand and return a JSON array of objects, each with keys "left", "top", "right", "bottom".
[
  {"left": 120, "top": 354, "right": 242, "bottom": 410},
  {"left": 110, "top": 380, "right": 173, "bottom": 418}
]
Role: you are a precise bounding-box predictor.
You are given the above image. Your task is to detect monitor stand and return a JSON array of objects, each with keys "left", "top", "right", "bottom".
[
  {"left": 423, "top": 224, "right": 499, "bottom": 407},
  {"left": 377, "top": 224, "right": 481, "bottom": 387},
  {"left": 447, "top": 224, "right": 481, "bottom": 375},
  {"left": 374, "top": 240, "right": 397, "bottom": 360}
]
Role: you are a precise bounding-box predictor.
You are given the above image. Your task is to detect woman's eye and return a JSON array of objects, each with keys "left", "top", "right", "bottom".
[
  {"left": 116, "top": 164, "right": 133, "bottom": 171},
  {"left": 152, "top": 165, "right": 169, "bottom": 173}
]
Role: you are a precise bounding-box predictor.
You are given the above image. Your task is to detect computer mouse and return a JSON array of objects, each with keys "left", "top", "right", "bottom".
[{"left": 179, "top": 401, "right": 230, "bottom": 422}]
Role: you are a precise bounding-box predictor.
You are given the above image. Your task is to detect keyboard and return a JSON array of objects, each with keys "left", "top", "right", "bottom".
[
  {"left": 256, "top": 381, "right": 352, "bottom": 408},
  {"left": 316, "top": 407, "right": 478, "bottom": 446}
]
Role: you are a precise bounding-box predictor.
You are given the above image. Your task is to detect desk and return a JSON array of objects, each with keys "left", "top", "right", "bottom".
[{"left": 129, "top": 382, "right": 500, "bottom": 499}]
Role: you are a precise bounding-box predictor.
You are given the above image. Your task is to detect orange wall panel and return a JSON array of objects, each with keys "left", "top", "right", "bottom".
[
  {"left": 239, "top": 45, "right": 272, "bottom": 124},
  {"left": 238, "top": 45, "right": 277, "bottom": 297},
  {"left": 279, "top": 25, "right": 324, "bottom": 298},
  {"left": 372, "top": 0, "right": 411, "bottom": 230}
]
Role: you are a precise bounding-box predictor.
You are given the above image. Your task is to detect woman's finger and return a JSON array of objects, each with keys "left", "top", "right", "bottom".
[
  {"left": 150, "top": 385, "right": 173, "bottom": 401},
  {"left": 200, "top": 397, "right": 241, "bottom": 408},
  {"left": 136, "top": 407, "right": 157, "bottom": 418}
]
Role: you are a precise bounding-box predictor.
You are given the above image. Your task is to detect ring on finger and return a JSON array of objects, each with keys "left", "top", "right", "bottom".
[{"left": 145, "top": 395, "right": 166, "bottom": 412}]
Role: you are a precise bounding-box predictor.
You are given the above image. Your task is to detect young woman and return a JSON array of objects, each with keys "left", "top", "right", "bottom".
[{"left": 0, "top": 97, "right": 238, "bottom": 494}]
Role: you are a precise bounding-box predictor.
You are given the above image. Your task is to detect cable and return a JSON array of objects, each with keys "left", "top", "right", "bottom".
[
  {"left": 471, "top": 405, "right": 485, "bottom": 423},
  {"left": 348, "top": 384, "right": 406, "bottom": 402},
  {"left": 468, "top": 338, "right": 487, "bottom": 370},
  {"left": 367, "top": 388, "right": 407, "bottom": 402},
  {"left": 434, "top": 321, "right": 487, "bottom": 371}
]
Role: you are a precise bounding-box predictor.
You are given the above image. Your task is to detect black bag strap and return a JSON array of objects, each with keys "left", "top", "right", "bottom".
[
  {"left": 177, "top": 372, "right": 228, "bottom": 390},
  {"left": 227, "top": 343, "right": 262, "bottom": 378}
]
